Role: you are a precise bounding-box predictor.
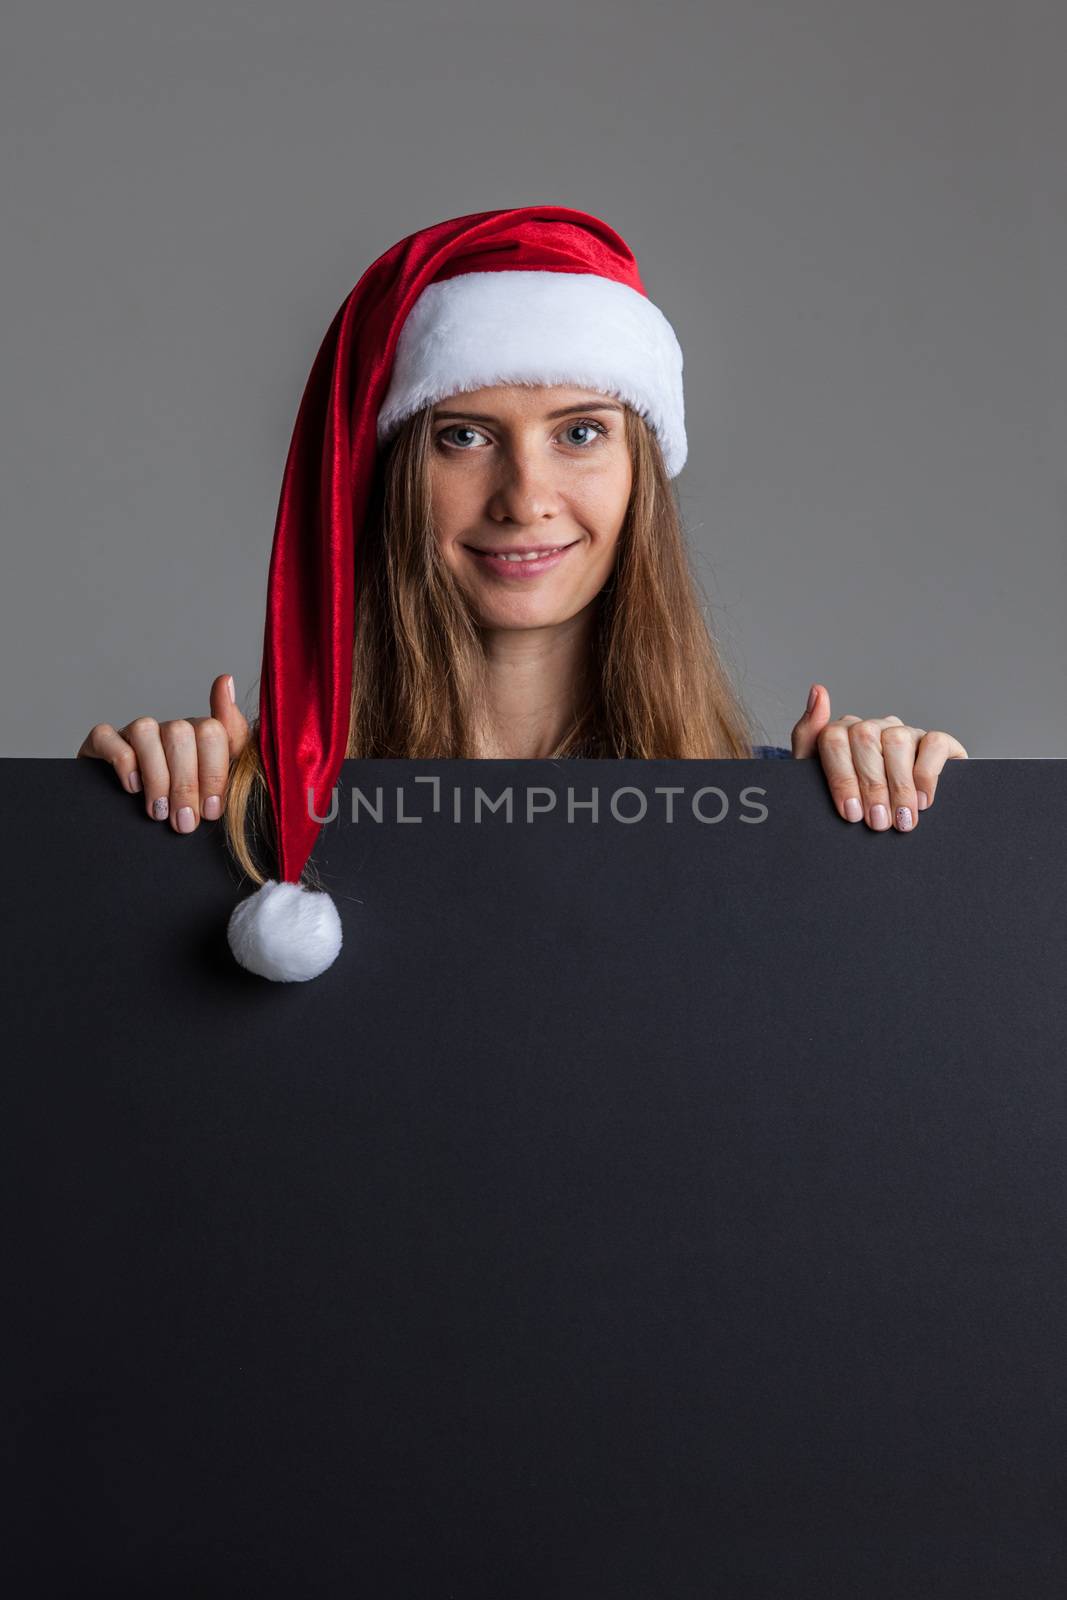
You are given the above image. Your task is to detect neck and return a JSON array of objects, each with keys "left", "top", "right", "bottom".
[{"left": 474, "top": 605, "right": 596, "bottom": 758}]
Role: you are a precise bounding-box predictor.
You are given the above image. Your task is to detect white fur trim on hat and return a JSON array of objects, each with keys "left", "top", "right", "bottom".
[
  {"left": 376, "top": 270, "right": 687, "bottom": 477},
  {"left": 227, "top": 879, "right": 343, "bottom": 983}
]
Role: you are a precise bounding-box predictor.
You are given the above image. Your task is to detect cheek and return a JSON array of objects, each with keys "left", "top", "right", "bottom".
[
  {"left": 597, "top": 447, "right": 632, "bottom": 505},
  {"left": 429, "top": 473, "right": 469, "bottom": 552},
  {"left": 576, "top": 463, "right": 632, "bottom": 538}
]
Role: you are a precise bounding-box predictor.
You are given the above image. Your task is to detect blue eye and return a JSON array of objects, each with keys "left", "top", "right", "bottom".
[
  {"left": 438, "top": 425, "right": 486, "bottom": 450},
  {"left": 564, "top": 420, "right": 609, "bottom": 448}
]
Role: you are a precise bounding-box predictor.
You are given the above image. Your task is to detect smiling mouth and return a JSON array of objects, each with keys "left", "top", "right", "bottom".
[
  {"left": 464, "top": 541, "right": 579, "bottom": 561},
  {"left": 462, "top": 541, "right": 579, "bottom": 578}
]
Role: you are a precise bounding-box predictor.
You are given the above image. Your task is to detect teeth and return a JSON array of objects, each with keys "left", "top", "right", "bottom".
[{"left": 484, "top": 546, "right": 566, "bottom": 561}]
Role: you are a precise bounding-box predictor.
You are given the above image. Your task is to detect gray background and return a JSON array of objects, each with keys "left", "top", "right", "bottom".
[{"left": 3, "top": 0, "right": 1063, "bottom": 757}]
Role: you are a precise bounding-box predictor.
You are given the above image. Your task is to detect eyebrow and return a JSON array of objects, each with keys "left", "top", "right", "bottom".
[{"left": 432, "top": 399, "right": 625, "bottom": 423}]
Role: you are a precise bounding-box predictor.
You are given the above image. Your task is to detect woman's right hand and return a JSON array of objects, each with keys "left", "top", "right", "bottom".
[{"left": 76, "top": 673, "right": 251, "bottom": 834}]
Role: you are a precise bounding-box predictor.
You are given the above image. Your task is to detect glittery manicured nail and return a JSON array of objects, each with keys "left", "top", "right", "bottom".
[
  {"left": 152, "top": 796, "right": 168, "bottom": 820},
  {"left": 896, "top": 806, "right": 913, "bottom": 831},
  {"left": 844, "top": 797, "right": 863, "bottom": 822},
  {"left": 870, "top": 804, "right": 889, "bottom": 830}
]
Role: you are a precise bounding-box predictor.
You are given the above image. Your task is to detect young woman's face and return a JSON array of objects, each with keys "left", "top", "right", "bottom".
[{"left": 428, "top": 384, "right": 633, "bottom": 630}]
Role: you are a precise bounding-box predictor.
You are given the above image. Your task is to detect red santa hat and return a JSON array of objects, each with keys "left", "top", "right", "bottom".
[{"left": 226, "top": 204, "right": 688, "bottom": 982}]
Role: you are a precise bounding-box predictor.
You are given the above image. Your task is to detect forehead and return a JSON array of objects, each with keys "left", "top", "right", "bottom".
[{"left": 432, "top": 384, "right": 623, "bottom": 418}]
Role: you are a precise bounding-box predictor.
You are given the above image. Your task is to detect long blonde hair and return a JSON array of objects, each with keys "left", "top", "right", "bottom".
[{"left": 224, "top": 402, "right": 767, "bottom": 886}]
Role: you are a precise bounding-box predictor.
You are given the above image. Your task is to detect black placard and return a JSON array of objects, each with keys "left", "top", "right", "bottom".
[{"left": 5, "top": 756, "right": 1067, "bottom": 1597}]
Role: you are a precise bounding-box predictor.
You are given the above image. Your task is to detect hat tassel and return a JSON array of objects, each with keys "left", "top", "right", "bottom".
[{"left": 227, "top": 879, "right": 343, "bottom": 983}]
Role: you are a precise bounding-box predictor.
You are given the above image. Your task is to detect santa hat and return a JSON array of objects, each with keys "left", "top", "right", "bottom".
[{"left": 226, "top": 205, "right": 688, "bottom": 982}]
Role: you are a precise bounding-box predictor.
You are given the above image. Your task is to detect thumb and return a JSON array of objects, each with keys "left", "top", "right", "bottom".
[
  {"left": 791, "top": 682, "right": 831, "bottom": 758},
  {"left": 210, "top": 672, "right": 251, "bottom": 756}
]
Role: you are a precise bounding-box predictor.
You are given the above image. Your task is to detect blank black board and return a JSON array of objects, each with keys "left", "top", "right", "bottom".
[{"left": 5, "top": 756, "right": 1067, "bottom": 1598}]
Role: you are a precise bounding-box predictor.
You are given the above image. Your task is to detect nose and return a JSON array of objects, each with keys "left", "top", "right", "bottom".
[{"left": 486, "top": 441, "right": 564, "bottom": 526}]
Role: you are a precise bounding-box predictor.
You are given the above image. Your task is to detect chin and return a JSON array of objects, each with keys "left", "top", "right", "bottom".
[
  {"left": 478, "top": 607, "right": 573, "bottom": 630},
  {"left": 455, "top": 574, "right": 604, "bottom": 630}
]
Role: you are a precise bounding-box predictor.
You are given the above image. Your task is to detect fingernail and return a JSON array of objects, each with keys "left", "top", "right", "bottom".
[
  {"left": 806, "top": 683, "right": 818, "bottom": 714},
  {"left": 128, "top": 769, "right": 142, "bottom": 793},
  {"left": 844, "top": 796, "right": 863, "bottom": 822},
  {"left": 152, "top": 796, "right": 169, "bottom": 821},
  {"left": 177, "top": 806, "right": 196, "bottom": 833},
  {"left": 896, "top": 806, "right": 913, "bottom": 831},
  {"left": 227, "top": 675, "right": 236, "bottom": 703},
  {"left": 870, "top": 804, "right": 890, "bottom": 830},
  {"left": 203, "top": 794, "right": 221, "bottom": 820},
  {"left": 916, "top": 790, "right": 929, "bottom": 810}
]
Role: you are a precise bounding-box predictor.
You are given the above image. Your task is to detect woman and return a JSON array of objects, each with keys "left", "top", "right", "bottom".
[{"left": 77, "top": 205, "right": 967, "bottom": 981}]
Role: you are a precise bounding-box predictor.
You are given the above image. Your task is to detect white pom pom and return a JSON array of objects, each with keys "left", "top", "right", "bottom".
[{"left": 227, "top": 878, "right": 343, "bottom": 983}]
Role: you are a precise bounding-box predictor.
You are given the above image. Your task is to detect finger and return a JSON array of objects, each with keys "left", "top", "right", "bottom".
[
  {"left": 814, "top": 721, "right": 867, "bottom": 823},
  {"left": 120, "top": 717, "right": 172, "bottom": 822},
  {"left": 881, "top": 725, "right": 923, "bottom": 832},
  {"left": 790, "top": 683, "right": 832, "bottom": 758},
  {"left": 912, "top": 730, "right": 969, "bottom": 809},
  {"left": 190, "top": 716, "right": 232, "bottom": 822},
  {"left": 846, "top": 719, "right": 895, "bottom": 830},
  {"left": 159, "top": 719, "right": 202, "bottom": 834},
  {"left": 76, "top": 723, "right": 143, "bottom": 795},
  {"left": 208, "top": 673, "right": 251, "bottom": 759}
]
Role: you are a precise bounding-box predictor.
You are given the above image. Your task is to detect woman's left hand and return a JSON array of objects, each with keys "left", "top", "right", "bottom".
[{"left": 791, "top": 683, "right": 968, "bottom": 832}]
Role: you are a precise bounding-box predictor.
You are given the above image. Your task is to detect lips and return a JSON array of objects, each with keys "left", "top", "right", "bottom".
[
  {"left": 464, "top": 540, "right": 579, "bottom": 578},
  {"left": 465, "top": 542, "right": 577, "bottom": 558}
]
